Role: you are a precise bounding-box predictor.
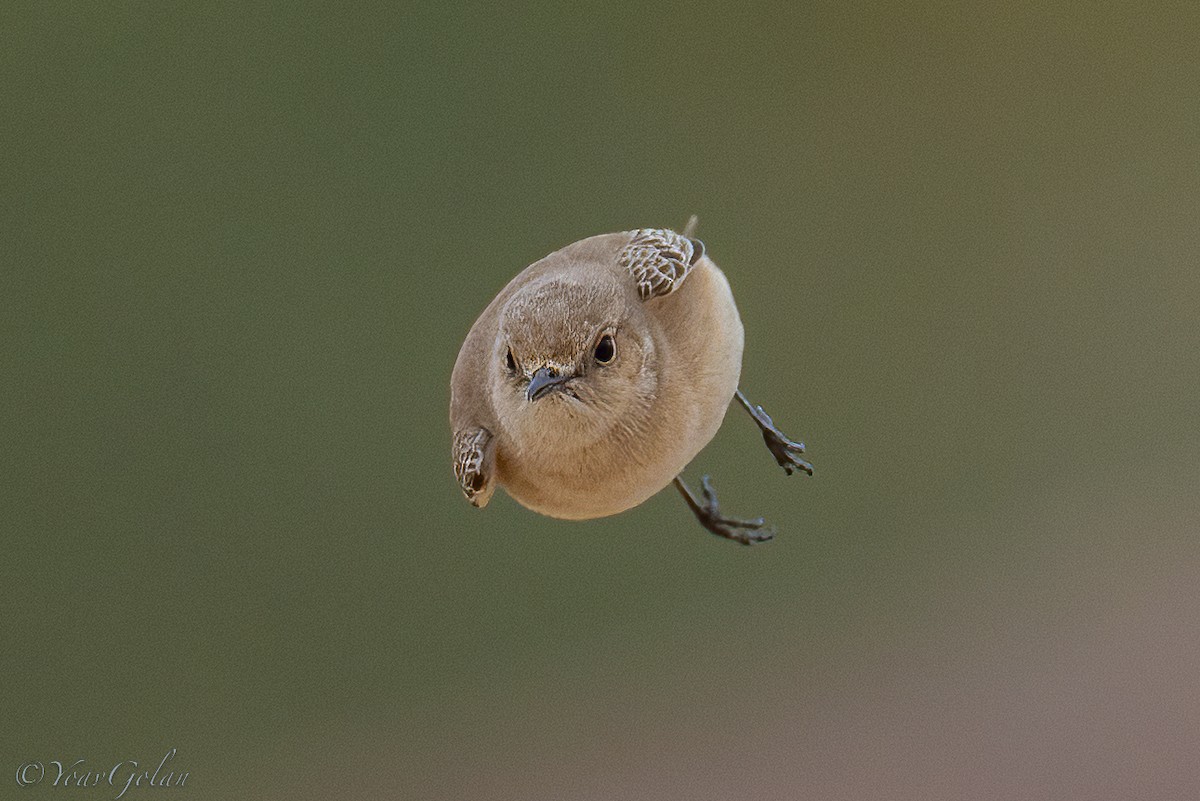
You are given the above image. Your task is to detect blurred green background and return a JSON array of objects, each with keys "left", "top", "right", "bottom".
[{"left": 4, "top": 3, "right": 1199, "bottom": 799}]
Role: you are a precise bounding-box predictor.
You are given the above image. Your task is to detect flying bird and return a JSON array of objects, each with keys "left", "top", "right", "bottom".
[{"left": 450, "top": 219, "right": 812, "bottom": 544}]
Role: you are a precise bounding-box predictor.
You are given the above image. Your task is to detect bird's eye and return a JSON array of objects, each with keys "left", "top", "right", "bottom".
[
  {"left": 505, "top": 348, "right": 517, "bottom": 372},
  {"left": 593, "top": 334, "right": 616, "bottom": 365}
]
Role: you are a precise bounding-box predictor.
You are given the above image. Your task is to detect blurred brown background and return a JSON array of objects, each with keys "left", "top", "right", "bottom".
[{"left": 3, "top": 2, "right": 1199, "bottom": 799}]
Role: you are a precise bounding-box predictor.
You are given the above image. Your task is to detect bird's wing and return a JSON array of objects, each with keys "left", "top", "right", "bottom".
[
  {"left": 618, "top": 228, "right": 704, "bottom": 301},
  {"left": 452, "top": 426, "right": 496, "bottom": 507}
]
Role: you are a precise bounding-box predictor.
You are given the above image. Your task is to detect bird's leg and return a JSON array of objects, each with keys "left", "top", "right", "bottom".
[
  {"left": 735, "top": 389, "right": 814, "bottom": 476},
  {"left": 674, "top": 475, "right": 775, "bottom": 545}
]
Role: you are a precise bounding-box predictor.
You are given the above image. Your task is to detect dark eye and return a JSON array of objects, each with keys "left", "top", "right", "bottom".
[
  {"left": 505, "top": 348, "right": 516, "bottom": 372},
  {"left": 593, "top": 334, "right": 616, "bottom": 364}
]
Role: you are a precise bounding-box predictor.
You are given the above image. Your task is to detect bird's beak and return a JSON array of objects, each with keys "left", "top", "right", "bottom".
[{"left": 526, "top": 366, "right": 570, "bottom": 402}]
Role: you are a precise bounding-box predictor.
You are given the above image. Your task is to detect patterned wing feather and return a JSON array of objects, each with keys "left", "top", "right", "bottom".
[
  {"left": 618, "top": 229, "right": 701, "bottom": 301},
  {"left": 452, "top": 427, "right": 496, "bottom": 507}
]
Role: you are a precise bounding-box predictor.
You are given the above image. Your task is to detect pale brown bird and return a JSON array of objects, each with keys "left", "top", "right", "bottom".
[{"left": 449, "top": 220, "right": 812, "bottom": 544}]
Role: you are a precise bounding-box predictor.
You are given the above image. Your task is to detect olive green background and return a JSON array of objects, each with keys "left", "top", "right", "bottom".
[{"left": 4, "top": 3, "right": 1199, "bottom": 799}]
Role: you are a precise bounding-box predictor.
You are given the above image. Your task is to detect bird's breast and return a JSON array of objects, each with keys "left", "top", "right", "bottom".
[{"left": 494, "top": 414, "right": 682, "bottom": 520}]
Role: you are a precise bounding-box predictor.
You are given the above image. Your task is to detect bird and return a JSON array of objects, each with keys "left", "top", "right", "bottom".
[{"left": 449, "top": 218, "right": 812, "bottom": 544}]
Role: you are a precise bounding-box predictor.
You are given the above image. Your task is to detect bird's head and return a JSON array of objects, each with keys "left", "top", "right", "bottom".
[{"left": 491, "top": 274, "right": 658, "bottom": 449}]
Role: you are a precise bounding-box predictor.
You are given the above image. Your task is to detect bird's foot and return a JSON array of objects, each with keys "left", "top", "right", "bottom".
[
  {"left": 759, "top": 415, "right": 813, "bottom": 476},
  {"left": 736, "top": 391, "right": 814, "bottom": 476},
  {"left": 675, "top": 475, "right": 775, "bottom": 545}
]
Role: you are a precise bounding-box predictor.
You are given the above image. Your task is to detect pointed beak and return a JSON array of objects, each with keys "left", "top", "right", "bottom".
[{"left": 526, "top": 366, "right": 570, "bottom": 402}]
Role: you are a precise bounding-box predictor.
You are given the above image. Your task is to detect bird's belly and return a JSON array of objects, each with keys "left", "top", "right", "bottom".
[
  {"left": 497, "top": 380, "right": 738, "bottom": 520},
  {"left": 496, "top": 439, "right": 692, "bottom": 520}
]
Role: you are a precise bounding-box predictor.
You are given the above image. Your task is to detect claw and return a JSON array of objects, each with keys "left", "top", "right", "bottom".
[
  {"left": 675, "top": 476, "right": 776, "bottom": 545},
  {"left": 760, "top": 429, "right": 814, "bottom": 476},
  {"left": 736, "top": 390, "right": 814, "bottom": 478}
]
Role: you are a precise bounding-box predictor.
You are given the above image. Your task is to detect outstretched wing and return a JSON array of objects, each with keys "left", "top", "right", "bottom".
[
  {"left": 618, "top": 228, "right": 705, "bottom": 301},
  {"left": 452, "top": 426, "right": 496, "bottom": 507}
]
